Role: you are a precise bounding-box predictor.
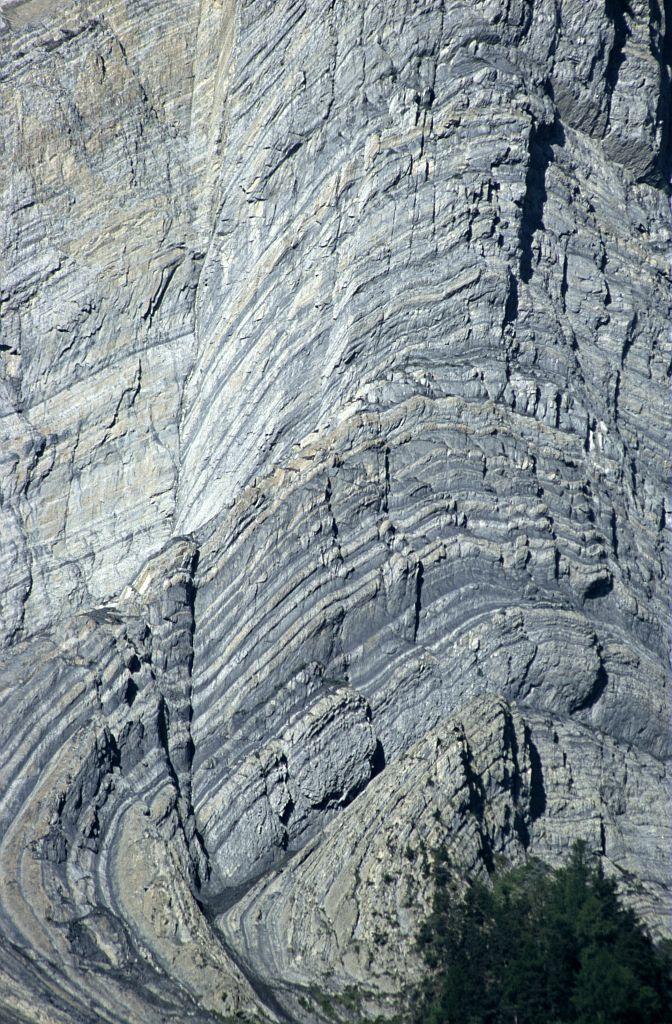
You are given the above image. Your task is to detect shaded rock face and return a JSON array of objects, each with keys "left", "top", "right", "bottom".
[{"left": 0, "top": 1, "right": 670, "bottom": 1022}]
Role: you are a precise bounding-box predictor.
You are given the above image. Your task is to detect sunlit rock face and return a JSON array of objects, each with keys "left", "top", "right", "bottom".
[{"left": 0, "top": 1, "right": 670, "bottom": 1021}]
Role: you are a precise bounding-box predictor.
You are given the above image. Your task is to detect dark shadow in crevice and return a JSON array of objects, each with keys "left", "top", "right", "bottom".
[
  {"left": 514, "top": 811, "right": 531, "bottom": 850},
  {"left": 527, "top": 732, "right": 547, "bottom": 821},
  {"left": 519, "top": 120, "right": 565, "bottom": 284},
  {"left": 610, "top": 509, "right": 619, "bottom": 560},
  {"left": 184, "top": 544, "right": 200, "bottom": 677},
  {"left": 501, "top": 708, "right": 521, "bottom": 803},
  {"left": 460, "top": 744, "right": 494, "bottom": 872},
  {"left": 127, "top": 653, "right": 141, "bottom": 673},
  {"left": 605, "top": 0, "right": 632, "bottom": 96},
  {"left": 571, "top": 662, "right": 609, "bottom": 713},
  {"left": 503, "top": 270, "right": 519, "bottom": 327},
  {"left": 584, "top": 574, "right": 614, "bottom": 600},
  {"left": 279, "top": 798, "right": 294, "bottom": 827},
  {"left": 123, "top": 678, "right": 138, "bottom": 707},
  {"left": 413, "top": 561, "right": 424, "bottom": 641},
  {"left": 656, "top": 0, "right": 672, "bottom": 185},
  {"left": 371, "top": 738, "right": 386, "bottom": 778}
]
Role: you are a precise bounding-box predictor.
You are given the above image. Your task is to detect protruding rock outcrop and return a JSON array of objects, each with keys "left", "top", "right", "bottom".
[{"left": 220, "top": 696, "right": 671, "bottom": 1022}]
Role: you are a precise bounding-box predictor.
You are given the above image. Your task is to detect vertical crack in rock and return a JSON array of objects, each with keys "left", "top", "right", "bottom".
[
  {"left": 412, "top": 559, "right": 424, "bottom": 642},
  {"left": 659, "top": 0, "right": 672, "bottom": 180},
  {"left": 605, "top": 0, "right": 631, "bottom": 101},
  {"left": 519, "top": 119, "right": 563, "bottom": 284}
]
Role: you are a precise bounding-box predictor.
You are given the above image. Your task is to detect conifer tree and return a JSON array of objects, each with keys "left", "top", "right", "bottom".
[{"left": 413, "top": 842, "right": 672, "bottom": 1024}]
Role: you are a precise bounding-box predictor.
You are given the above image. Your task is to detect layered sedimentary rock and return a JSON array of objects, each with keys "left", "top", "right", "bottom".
[
  {"left": 0, "top": 0, "right": 670, "bottom": 1022},
  {"left": 221, "top": 697, "right": 671, "bottom": 1021}
]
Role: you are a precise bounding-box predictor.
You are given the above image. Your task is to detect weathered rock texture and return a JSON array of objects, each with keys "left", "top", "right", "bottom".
[{"left": 0, "top": 0, "right": 670, "bottom": 1021}]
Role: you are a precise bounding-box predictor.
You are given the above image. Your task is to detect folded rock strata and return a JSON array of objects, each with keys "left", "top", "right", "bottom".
[
  {"left": 0, "top": 0, "right": 670, "bottom": 1021},
  {"left": 220, "top": 696, "right": 671, "bottom": 1022}
]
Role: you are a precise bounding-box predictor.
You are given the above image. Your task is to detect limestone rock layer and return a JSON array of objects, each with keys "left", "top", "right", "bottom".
[{"left": 0, "top": 1, "right": 670, "bottom": 1021}]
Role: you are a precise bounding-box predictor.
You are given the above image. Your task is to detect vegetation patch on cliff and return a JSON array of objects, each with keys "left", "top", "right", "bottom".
[{"left": 413, "top": 843, "right": 672, "bottom": 1024}]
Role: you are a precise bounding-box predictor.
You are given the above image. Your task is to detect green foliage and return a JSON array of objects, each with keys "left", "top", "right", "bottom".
[
  {"left": 310, "top": 987, "right": 337, "bottom": 1018},
  {"left": 412, "top": 842, "right": 672, "bottom": 1024}
]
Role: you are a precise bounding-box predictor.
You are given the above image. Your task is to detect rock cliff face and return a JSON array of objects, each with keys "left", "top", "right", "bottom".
[{"left": 0, "top": 1, "right": 670, "bottom": 1022}]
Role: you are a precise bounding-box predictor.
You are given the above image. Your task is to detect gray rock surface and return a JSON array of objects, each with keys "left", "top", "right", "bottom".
[
  {"left": 220, "top": 696, "right": 671, "bottom": 1022},
  {"left": 0, "top": 0, "right": 670, "bottom": 1021}
]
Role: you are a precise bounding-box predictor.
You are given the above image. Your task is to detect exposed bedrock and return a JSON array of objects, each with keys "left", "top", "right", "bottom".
[
  {"left": 0, "top": 0, "right": 670, "bottom": 1021},
  {"left": 0, "top": 0, "right": 235, "bottom": 639},
  {"left": 219, "top": 696, "right": 671, "bottom": 1022}
]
